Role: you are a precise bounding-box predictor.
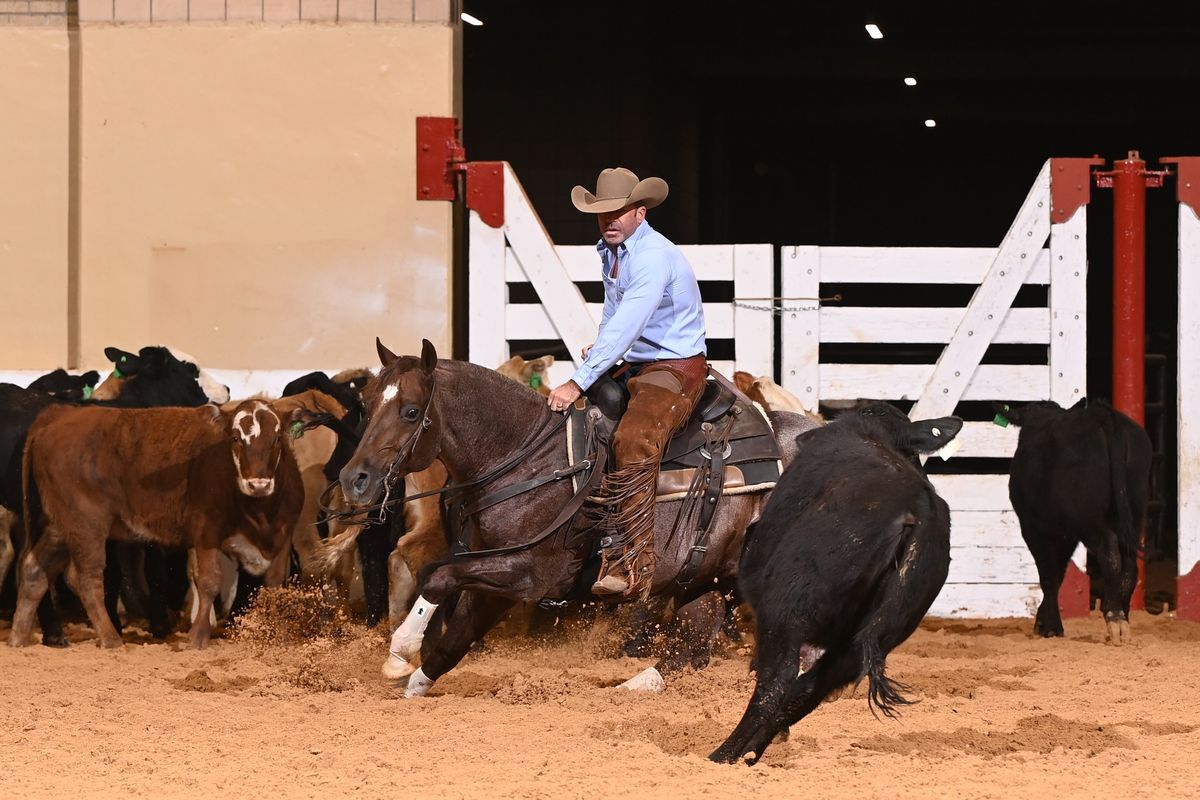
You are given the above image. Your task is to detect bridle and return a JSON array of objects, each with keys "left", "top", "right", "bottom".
[{"left": 377, "top": 377, "right": 437, "bottom": 509}]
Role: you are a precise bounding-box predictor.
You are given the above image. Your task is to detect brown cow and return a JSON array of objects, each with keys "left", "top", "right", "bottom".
[{"left": 11, "top": 399, "right": 304, "bottom": 649}]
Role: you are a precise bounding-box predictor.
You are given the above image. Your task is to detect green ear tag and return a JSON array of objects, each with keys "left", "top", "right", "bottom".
[
  {"left": 82, "top": 385, "right": 93, "bottom": 401},
  {"left": 111, "top": 366, "right": 125, "bottom": 379},
  {"left": 529, "top": 374, "right": 542, "bottom": 389},
  {"left": 290, "top": 420, "right": 305, "bottom": 439},
  {"left": 992, "top": 413, "right": 1009, "bottom": 428}
]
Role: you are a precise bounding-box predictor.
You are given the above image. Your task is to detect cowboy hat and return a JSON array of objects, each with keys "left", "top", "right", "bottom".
[{"left": 570, "top": 168, "right": 669, "bottom": 214}]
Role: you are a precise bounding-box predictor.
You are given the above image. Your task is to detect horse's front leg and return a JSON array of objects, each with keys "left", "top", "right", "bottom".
[
  {"left": 381, "top": 554, "right": 537, "bottom": 685},
  {"left": 401, "top": 590, "right": 514, "bottom": 698}
]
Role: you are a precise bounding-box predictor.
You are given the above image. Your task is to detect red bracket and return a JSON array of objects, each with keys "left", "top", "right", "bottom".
[
  {"left": 415, "top": 117, "right": 505, "bottom": 228},
  {"left": 1049, "top": 157, "right": 1105, "bottom": 224},
  {"left": 416, "top": 116, "right": 464, "bottom": 202},
  {"left": 1162, "top": 156, "right": 1200, "bottom": 216}
]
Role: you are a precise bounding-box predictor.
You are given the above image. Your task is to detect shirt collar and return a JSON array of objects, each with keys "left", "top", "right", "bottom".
[{"left": 595, "top": 220, "right": 655, "bottom": 259}]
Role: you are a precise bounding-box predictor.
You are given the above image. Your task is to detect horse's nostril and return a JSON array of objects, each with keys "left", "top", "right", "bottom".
[{"left": 352, "top": 472, "right": 370, "bottom": 493}]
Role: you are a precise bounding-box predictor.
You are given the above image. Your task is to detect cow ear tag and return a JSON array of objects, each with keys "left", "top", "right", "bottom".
[
  {"left": 82, "top": 385, "right": 93, "bottom": 401},
  {"left": 993, "top": 404, "right": 1011, "bottom": 427},
  {"left": 290, "top": 420, "right": 305, "bottom": 439},
  {"left": 529, "top": 374, "right": 542, "bottom": 390}
]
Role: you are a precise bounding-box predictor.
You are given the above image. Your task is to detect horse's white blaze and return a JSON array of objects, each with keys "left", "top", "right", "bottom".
[
  {"left": 381, "top": 383, "right": 400, "bottom": 405},
  {"left": 618, "top": 666, "right": 665, "bottom": 693}
]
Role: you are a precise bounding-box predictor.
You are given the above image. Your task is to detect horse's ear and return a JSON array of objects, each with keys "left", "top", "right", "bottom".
[
  {"left": 420, "top": 339, "right": 438, "bottom": 375},
  {"left": 376, "top": 338, "right": 398, "bottom": 368}
]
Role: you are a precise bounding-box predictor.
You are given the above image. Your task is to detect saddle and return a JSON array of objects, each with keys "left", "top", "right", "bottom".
[{"left": 568, "top": 368, "right": 782, "bottom": 515}]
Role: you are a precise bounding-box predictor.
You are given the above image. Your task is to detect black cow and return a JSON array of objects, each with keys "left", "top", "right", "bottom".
[
  {"left": 276, "top": 370, "right": 403, "bottom": 629},
  {"left": 0, "top": 346, "right": 228, "bottom": 645},
  {"left": 1001, "top": 399, "right": 1151, "bottom": 644},
  {"left": 710, "top": 403, "right": 961, "bottom": 765},
  {"left": 25, "top": 369, "right": 101, "bottom": 401}
]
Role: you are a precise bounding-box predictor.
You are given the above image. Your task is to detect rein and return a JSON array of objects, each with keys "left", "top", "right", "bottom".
[{"left": 319, "top": 400, "right": 570, "bottom": 523}]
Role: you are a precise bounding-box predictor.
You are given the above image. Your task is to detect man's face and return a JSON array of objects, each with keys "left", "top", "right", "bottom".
[{"left": 597, "top": 204, "right": 646, "bottom": 247}]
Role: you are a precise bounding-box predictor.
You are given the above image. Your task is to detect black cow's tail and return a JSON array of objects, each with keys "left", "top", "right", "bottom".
[
  {"left": 1100, "top": 406, "right": 1140, "bottom": 561},
  {"left": 861, "top": 640, "right": 913, "bottom": 719}
]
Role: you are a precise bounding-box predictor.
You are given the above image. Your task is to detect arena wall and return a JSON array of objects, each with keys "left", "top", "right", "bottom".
[{"left": 0, "top": 2, "right": 459, "bottom": 372}]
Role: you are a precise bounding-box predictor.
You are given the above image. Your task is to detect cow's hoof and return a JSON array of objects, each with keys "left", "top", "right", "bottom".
[
  {"left": 1034, "top": 623, "right": 1064, "bottom": 638},
  {"left": 404, "top": 668, "right": 434, "bottom": 698},
  {"left": 618, "top": 666, "right": 665, "bottom": 693},
  {"left": 8, "top": 633, "right": 35, "bottom": 648},
  {"left": 40, "top": 633, "right": 68, "bottom": 648},
  {"left": 382, "top": 652, "right": 418, "bottom": 681},
  {"left": 100, "top": 637, "right": 125, "bottom": 650},
  {"left": 1106, "top": 619, "right": 1132, "bottom": 646}
]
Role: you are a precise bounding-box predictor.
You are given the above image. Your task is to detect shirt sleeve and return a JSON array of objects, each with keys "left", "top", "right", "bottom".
[{"left": 570, "top": 253, "right": 671, "bottom": 390}]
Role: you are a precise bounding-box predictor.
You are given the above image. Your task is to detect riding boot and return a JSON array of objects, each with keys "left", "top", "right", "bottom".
[{"left": 593, "top": 377, "right": 701, "bottom": 600}]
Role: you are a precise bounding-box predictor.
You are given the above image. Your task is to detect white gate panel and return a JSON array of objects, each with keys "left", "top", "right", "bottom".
[
  {"left": 1179, "top": 202, "right": 1200, "bottom": 575},
  {"left": 780, "top": 160, "right": 1087, "bottom": 619}
]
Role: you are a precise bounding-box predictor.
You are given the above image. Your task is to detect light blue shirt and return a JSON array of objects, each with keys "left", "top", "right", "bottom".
[{"left": 570, "top": 221, "right": 707, "bottom": 391}]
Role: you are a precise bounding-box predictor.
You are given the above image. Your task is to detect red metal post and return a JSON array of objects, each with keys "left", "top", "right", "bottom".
[
  {"left": 1108, "top": 152, "right": 1148, "bottom": 426},
  {"left": 1094, "top": 151, "right": 1168, "bottom": 611}
]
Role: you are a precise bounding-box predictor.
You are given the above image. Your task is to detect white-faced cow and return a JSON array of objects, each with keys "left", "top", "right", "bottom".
[
  {"left": 710, "top": 403, "right": 961, "bottom": 765},
  {"left": 1001, "top": 399, "right": 1152, "bottom": 645},
  {"left": 11, "top": 399, "right": 303, "bottom": 649}
]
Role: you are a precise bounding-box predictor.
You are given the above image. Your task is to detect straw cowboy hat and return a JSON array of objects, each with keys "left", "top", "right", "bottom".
[{"left": 571, "top": 168, "right": 669, "bottom": 214}]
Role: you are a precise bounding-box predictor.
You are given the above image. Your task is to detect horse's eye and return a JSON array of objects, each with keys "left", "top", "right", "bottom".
[{"left": 402, "top": 405, "right": 421, "bottom": 421}]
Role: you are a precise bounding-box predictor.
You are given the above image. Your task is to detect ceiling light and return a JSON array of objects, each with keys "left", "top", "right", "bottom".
[
  {"left": 865, "top": 23, "right": 883, "bottom": 39},
  {"left": 461, "top": 12, "right": 483, "bottom": 26},
  {"left": 924, "top": 119, "right": 937, "bottom": 128},
  {"left": 904, "top": 77, "right": 917, "bottom": 86}
]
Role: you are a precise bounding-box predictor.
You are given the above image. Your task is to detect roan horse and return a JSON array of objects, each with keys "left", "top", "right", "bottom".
[{"left": 339, "top": 339, "right": 815, "bottom": 697}]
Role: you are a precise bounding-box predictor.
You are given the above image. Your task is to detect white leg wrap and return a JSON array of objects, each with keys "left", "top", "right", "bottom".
[
  {"left": 404, "top": 668, "right": 434, "bottom": 698},
  {"left": 390, "top": 595, "right": 438, "bottom": 660},
  {"left": 618, "top": 666, "right": 665, "bottom": 693}
]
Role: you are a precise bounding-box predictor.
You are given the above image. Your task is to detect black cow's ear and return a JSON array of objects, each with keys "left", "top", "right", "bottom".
[
  {"left": 906, "top": 416, "right": 964, "bottom": 454},
  {"left": 104, "top": 346, "right": 142, "bottom": 376},
  {"left": 81, "top": 370, "right": 100, "bottom": 387},
  {"left": 420, "top": 339, "right": 438, "bottom": 375},
  {"left": 376, "top": 338, "right": 399, "bottom": 368}
]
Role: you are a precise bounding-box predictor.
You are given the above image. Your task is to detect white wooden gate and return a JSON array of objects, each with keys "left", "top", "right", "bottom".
[
  {"left": 781, "top": 160, "right": 1090, "bottom": 617},
  {"left": 1170, "top": 158, "right": 1200, "bottom": 617},
  {"left": 467, "top": 163, "right": 774, "bottom": 385}
]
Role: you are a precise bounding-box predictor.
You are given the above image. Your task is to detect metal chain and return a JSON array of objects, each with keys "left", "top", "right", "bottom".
[
  {"left": 731, "top": 300, "right": 821, "bottom": 314},
  {"left": 730, "top": 293, "right": 841, "bottom": 316}
]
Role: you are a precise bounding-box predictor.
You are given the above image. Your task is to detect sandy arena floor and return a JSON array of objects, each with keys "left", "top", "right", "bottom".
[{"left": 2, "top": 593, "right": 1199, "bottom": 799}]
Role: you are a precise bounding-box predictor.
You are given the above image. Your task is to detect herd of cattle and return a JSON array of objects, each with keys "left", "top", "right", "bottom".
[{"left": 0, "top": 343, "right": 1151, "bottom": 764}]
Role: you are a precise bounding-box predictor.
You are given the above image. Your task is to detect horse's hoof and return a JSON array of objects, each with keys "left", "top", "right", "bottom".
[
  {"left": 618, "top": 666, "right": 665, "bottom": 693},
  {"left": 404, "top": 668, "right": 433, "bottom": 698},
  {"left": 382, "top": 652, "right": 417, "bottom": 681}
]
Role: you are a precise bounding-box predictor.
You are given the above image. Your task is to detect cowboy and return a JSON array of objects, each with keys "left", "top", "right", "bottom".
[{"left": 546, "top": 168, "right": 708, "bottom": 600}]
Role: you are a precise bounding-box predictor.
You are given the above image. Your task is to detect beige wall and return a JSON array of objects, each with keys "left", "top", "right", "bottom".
[
  {"left": 0, "top": 29, "right": 70, "bottom": 368},
  {"left": 1, "top": 15, "right": 457, "bottom": 371}
]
